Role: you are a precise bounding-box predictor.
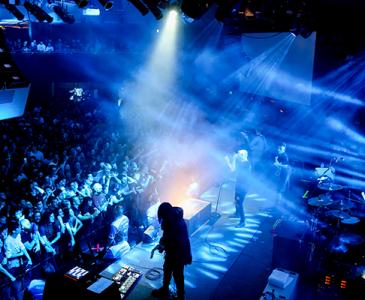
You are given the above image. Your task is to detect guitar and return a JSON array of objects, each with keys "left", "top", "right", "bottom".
[{"left": 274, "top": 156, "right": 289, "bottom": 177}]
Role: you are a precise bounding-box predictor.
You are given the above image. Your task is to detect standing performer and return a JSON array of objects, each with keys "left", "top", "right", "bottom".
[
  {"left": 150, "top": 202, "right": 192, "bottom": 300},
  {"left": 273, "top": 142, "right": 291, "bottom": 204},
  {"left": 225, "top": 149, "right": 251, "bottom": 227},
  {"left": 249, "top": 129, "right": 268, "bottom": 174}
]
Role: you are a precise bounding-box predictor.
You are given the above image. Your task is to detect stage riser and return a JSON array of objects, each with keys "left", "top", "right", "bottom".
[{"left": 176, "top": 198, "right": 211, "bottom": 236}]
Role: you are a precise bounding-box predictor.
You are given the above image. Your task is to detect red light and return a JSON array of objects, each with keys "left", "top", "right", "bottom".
[{"left": 340, "top": 279, "right": 347, "bottom": 289}]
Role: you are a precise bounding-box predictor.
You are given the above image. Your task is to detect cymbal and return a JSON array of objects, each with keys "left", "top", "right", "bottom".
[
  {"left": 318, "top": 182, "right": 343, "bottom": 191},
  {"left": 338, "top": 233, "right": 364, "bottom": 245},
  {"left": 330, "top": 243, "right": 348, "bottom": 254},
  {"left": 341, "top": 216, "right": 360, "bottom": 225},
  {"left": 308, "top": 195, "right": 335, "bottom": 207},
  {"left": 326, "top": 210, "right": 351, "bottom": 219}
]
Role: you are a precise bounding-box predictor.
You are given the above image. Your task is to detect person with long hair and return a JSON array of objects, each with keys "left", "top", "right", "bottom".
[{"left": 150, "top": 202, "right": 192, "bottom": 300}]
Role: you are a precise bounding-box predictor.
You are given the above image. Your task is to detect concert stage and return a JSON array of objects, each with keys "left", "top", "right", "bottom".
[{"left": 102, "top": 183, "right": 277, "bottom": 300}]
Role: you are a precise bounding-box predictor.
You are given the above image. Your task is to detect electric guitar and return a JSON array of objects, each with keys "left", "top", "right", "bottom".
[{"left": 274, "top": 156, "right": 288, "bottom": 177}]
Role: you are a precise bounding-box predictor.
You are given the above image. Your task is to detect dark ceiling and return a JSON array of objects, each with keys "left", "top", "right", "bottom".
[
  {"left": 2, "top": 0, "right": 364, "bottom": 82},
  {"left": 213, "top": 0, "right": 365, "bottom": 73}
]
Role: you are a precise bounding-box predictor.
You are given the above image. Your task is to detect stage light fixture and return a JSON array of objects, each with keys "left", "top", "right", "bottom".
[
  {"left": 53, "top": 5, "right": 75, "bottom": 24},
  {"left": 83, "top": 8, "right": 100, "bottom": 16},
  {"left": 289, "top": 18, "right": 313, "bottom": 39},
  {"left": 23, "top": 1, "right": 53, "bottom": 23},
  {"left": 168, "top": 2, "right": 180, "bottom": 14},
  {"left": 240, "top": 1, "right": 255, "bottom": 21},
  {"left": 169, "top": 8, "right": 178, "bottom": 17},
  {"left": 180, "top": 0, "right": 213, "bottom": 20},
  {"left": 98, "top": 0, "right": 113, "bottom": 10},
  {"left": 148, "top": 6, "right": 163, "bottom": 20},
  {"left": 143, "top": 0, "right": 163, "bottom": 20},
  {"left": 128, "top": 0, "right": 149, "bottom": 16},
  {"left": 4, "top": 4, "right": 25, "bottom": 21},
  {"left": 73, "top": 0, "right": 89, "bottom": 8},
  {"left": 215, "top": 0, "right": 237, "bottom": 22},
  {"left": 157, "top": 0, "right": 169, "bottom": 9}
]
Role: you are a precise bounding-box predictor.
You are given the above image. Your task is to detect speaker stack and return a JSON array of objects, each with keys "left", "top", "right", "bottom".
[{"left": 272, "top": 217, "right": 312, "bottom": 274}]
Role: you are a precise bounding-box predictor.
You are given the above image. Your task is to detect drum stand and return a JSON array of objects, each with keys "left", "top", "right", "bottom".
[{"left": 309, "top": 208, "right": 320, "bottom": 233}]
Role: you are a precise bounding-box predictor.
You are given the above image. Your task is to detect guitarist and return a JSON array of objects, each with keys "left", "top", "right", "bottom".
[{"left": 273, "top": 143, "right": 291, "bottom": 203}]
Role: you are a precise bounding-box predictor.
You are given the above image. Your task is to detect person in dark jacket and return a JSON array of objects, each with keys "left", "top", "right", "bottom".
[{"left": 150, "top": 202, "right": 192, "bottom": 300}]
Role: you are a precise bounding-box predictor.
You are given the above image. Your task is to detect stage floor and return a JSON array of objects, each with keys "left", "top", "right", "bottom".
[
  {"left": 99, "top": 180, "right": 286, "bottom": 300},
  {"left": 96, "top": 178, "right": 362, "bottom": 300}
]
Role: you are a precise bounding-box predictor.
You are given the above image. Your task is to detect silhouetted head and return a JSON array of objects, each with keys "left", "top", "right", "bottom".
[
  {"left": 157, "top": 202, "right": 173, "bottom": 223},
  {"left": 278, "top": 143, "right": 286, "bottom": 154},
  {"left": 114, "top": 205, "right": 125, "bottom": 219}
]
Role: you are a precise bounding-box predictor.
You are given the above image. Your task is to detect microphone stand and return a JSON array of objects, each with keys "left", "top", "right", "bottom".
[{"left": 209, "top": 181, "right": 223, "bottom": 225}]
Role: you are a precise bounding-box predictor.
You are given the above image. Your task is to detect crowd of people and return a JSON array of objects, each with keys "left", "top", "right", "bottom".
[
  {"left": 0, "top": 100, "right": 168, "bottom": 299},
  {"left": 7, "top": 38, "right": 130, "bottom": 54}
]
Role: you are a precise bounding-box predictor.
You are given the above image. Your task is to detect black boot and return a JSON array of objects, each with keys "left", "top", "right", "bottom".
[
  {"left": 235, "top": 219, "right": 246, "bottom": 228},
  {"left": 151, "top": 287, "right": 169, "bottom": 298},
  {"left": 172, "top": 293, "right": 186, "bottom": 300}
]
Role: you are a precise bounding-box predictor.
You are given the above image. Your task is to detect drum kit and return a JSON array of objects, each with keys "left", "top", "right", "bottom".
[
  {"left": 308, "top": 182, "right": 360, "bottom": 225},
  {"left": 307, "top": 181, "right": 363, "bottom": 252},
  {"left": 305, "top": 165, "right": 364, "bottom": 283}
]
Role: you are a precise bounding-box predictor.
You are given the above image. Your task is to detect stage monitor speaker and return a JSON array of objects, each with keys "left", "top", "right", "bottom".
[
  {"left": 179, "top": 198, "right": 211, "bottom": 235},
  {"left": 272, "top": 218, "right": 311, "bottom": 273},
  {"left": 0, "top": 27, "right": 30, "bottom": 121},
  {"left": 260, "top": 268, "right": 299, "bottom": 300}
]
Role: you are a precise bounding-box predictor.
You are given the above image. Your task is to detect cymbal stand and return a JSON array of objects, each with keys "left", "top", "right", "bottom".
[
  {"left": 309, "top": 206, "right": 320, "bottom": 234},
  {"left": 334, "top": 199, "right": 346, "bottom": 232},
  {"left": 335, "top": 200, "right": 345, "bottom": 232},
  {"left": 309, "top": 213, "right": 318, "bottom": 233},
  {"left": 308, "top": 207, "right": 324, "bottom": 267}
]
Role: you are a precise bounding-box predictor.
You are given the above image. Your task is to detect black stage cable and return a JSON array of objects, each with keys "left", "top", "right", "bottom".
[
  {"left": 187, "top": 208, "right": 228, "bottom": 255},
  {"left": 200, "top": 209, "right": 266, "bottom": 257},
  {"left": 202, "top": 219, "right": 228, "bottom": 256}
]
